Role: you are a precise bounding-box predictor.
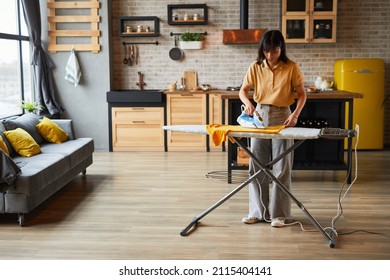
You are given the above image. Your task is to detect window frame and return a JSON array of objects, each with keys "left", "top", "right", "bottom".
[{"left": 0, "top": 0, "right": 31, "bottom": 119}]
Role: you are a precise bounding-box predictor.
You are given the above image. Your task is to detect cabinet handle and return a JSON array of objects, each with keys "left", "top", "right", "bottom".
[
  {"left": 132, "top": 120, "right": 145, "bottom": 124},
  {"left": 132, "top": 107, "right": 145, "bottom": 111}
]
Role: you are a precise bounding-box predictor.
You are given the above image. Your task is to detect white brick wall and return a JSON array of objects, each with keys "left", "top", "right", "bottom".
[{"left": 112, "top": 0, "right": 390, "bottom": 145}]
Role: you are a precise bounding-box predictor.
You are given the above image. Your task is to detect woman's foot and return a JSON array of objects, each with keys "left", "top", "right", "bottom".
[
  {"left": 242, "top": 216, "right": 262, "bottom": 224},
  {"left": 271, "top": 217, "right": 286, "bottom": 227}
]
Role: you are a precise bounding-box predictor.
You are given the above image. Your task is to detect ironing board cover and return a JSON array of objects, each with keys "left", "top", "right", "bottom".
[{"left": 163, "top": 125, "right": 321, "bottom": 144}]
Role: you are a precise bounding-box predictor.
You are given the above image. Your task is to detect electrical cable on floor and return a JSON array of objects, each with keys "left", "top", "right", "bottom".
[
  {"left": 337, "top": 229, "right": 390, "bottom": 238},
  {"left": 205, "top": 170, "right": 249, "bottom": 183},
  {"left": 254, "top": 177, "right": 317, "bottom": 232},
  {"left": 325, "top": 124, "right": 360, "bottom": 237}
]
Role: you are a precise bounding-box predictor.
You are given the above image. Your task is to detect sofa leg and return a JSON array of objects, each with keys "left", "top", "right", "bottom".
[
  {"left": 82, "top": 169, "right": 87, "bottom": 175},
  {"left": 18, "top": 213, "right": 25, "bottom": 226}
]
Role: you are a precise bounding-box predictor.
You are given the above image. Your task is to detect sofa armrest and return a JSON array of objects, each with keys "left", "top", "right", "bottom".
[{"left": 52, "top": 119, "right": 76, "bottom": 140}]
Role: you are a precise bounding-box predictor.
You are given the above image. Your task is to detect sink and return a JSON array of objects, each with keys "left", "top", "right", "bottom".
[{"left": 106, "top": 89, "right": 163, "bottom": 103}]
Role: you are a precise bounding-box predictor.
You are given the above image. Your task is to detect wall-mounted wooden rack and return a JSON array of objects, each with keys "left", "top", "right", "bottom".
[
  {"left": 122, "top": 41, "right": 159, "bottom": 45},
  {"left": 47, "top": 0, "right": 101, "bottom": 53},
  {"left": 170, "top": 32, "right": 208, "bottom": 36}
]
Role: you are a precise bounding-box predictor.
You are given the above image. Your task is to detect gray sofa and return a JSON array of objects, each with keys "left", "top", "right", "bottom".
[{"left": 0, "top": 113, "right": 94, "bottom": 226}]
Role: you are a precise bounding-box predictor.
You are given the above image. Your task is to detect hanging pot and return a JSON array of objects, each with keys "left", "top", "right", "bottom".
[{"left": 169, "top": 36, "right": 184, "bottom": 61}]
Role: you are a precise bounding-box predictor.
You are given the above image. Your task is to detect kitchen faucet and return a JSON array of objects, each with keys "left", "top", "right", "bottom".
[{"left": 136, "top": 71, "right": 146, "bottom": 90}]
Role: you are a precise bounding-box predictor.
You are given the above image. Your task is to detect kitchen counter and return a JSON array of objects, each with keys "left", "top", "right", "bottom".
[
  {"left": 163, "top": 90, "right": 216, "bottom": 95},
  {"left": 219, "top": 90, "right": 363, "bottom": 100},
  {"left": 163, "top": 89, "right": 363, "bottom": 99}
]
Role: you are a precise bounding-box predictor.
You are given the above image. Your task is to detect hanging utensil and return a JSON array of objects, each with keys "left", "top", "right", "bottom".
[
  {"left": 128, "top": 45, "right": 133, "bottom": 66},
  {"left": 134, "top": 45, "right": 138, "bottom": 65},
  {"left": 123, "top": 44, "right": 128, "bottom": 65},
  {"left": 130, "top": 45, "right": 135, "bottom": 66},
  {"left": 169, "top": 36, "right": 184, "bottom": 61},
  {"left": 133, "top": 45, "right": 137, "bottom": 65}
]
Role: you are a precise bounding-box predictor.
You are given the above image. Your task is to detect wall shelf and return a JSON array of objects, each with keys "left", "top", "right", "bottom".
[
  {"left": 47, "top": 0, "right": 101, "bottom": 53},
  {"left": 119, "top": 16, "right": 160, "bottom": 37},
  {"left": 168, "top": 4, "right": 208, "bottom": 25}
]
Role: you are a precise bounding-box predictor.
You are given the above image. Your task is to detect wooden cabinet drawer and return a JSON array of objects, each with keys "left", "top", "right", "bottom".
[
  {"left": 112, "top": 107, "right": 162, "bottom": 123},
  {"left": 111, "top": 107, "right": 164, "bottom": 151}
]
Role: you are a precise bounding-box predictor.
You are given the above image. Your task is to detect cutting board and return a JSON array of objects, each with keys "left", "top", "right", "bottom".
[{"left": 183, "top": 70, "right": 198, "bottom": 90}]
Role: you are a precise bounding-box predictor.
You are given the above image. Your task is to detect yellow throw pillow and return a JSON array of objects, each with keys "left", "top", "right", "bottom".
[
  {"left": 36, "top": 117, "right": 68, "bottom": 144},
  {"left": 4, "top": 128, "right": 41, "bottom": 157},
  {"left": 0, "top": 136, "right": 9, "bottom": 155}
]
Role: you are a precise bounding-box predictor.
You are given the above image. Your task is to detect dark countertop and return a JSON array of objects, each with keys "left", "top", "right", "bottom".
[
  {"left": 219, "top": 90, "right": 363, "bottom": 100},
  {"left": 163, "top": 89, "right": 364, "bottom": 99}
]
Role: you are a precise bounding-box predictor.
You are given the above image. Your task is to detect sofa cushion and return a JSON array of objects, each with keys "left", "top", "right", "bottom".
[
  {"left": 10, "top": 153, "right": 69, "bottom": 195},
  {"left": 0, "top": 136, "right": 9, "bottom": 155},
  {"left": 41, "top": 138, "right": 94, "bottom": 167},
  {"left": 0, "top": 122, "right": 15, "bottom": 156},
  {"left": 2, "top": 113, "right": 44, "bottom": 144},
  {"left": 36, "top": 117, "right": 68, "bottom": 144},
  {"left": 4, "top": 128, "right": 42, "bottom": 157}
]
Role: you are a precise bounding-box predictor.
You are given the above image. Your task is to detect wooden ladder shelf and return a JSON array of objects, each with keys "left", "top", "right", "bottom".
[{"left": 47, "top": 0, "right": 101, "bottom": 53}]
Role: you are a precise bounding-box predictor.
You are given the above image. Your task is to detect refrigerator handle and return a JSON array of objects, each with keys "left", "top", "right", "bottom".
[
  {"left": 354, "top": 69, "right": 373, "bottom": 73},
  {"left": 353, "top": 69, "right": 385, "bottom": 74}
]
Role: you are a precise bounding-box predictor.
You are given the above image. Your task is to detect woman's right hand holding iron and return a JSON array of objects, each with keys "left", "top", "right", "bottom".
[{"left": 243, "top": 103, "right": 255, "bottom": 116}]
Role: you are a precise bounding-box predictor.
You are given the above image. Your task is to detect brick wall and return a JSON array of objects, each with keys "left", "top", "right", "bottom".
[{"left": 111, "top": 0, "right": 390, "bottom": 146}]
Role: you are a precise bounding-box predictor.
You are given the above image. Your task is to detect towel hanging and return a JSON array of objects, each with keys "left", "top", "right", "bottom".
[{"left": 65, "top": 48, "right": 81, "bottom": 87}]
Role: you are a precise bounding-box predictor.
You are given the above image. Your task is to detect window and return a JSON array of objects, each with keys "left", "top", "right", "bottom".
[{"left": 0, "top": 0, "right": 31, "bottom": 119}]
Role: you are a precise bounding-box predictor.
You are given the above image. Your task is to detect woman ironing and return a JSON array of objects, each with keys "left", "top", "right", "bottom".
[{"left": 239, "top": 29, "right": 307, "bottom": 227}]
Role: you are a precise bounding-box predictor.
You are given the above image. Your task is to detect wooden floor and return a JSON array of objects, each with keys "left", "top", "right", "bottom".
[{"left": 0, "top": 150, "right": 389, "bottom": 260}]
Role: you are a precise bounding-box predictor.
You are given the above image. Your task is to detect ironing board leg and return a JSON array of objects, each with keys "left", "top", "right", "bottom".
[
  {"left": 236, "top": 139, "right": 335, "bottom": 248},
  {"left": 180, "top": 168, "right": 264, "bottom": 236}
]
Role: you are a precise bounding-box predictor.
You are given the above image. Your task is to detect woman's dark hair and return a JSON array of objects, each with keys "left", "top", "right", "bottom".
[{"left": 257, "top": 30, "right": 288, "bottom": 64}]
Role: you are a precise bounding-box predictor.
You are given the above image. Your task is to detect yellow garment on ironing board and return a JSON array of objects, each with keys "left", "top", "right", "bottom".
[{"left": 206, "top": 124, "right": 286, "bottom": 146}]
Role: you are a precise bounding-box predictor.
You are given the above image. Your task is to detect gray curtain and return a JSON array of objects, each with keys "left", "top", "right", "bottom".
[{"left": 21, "top": 0, "right": 62, "bottom": 117}]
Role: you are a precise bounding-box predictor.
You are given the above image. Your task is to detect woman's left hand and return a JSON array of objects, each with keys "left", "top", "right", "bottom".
[{"left": 284, "top": 114, "right": 298, "bottom": 127}]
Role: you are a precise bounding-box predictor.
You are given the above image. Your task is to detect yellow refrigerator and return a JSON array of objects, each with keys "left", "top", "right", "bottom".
[{"left": 334, "top": 58, "right": 385, "bottom": 150}]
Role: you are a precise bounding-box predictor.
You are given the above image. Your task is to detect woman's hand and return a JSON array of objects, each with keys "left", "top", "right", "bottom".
[
  {"left": 239, "top": 84, "right": 255, "bottom": 115},
  {"left": 243, "top": 103, "right": 255, "bottom": 116},
  {"left": 285, "top": 84, "right": 306, "bottom": 127},
  {"left": 284, "top": 114, "right": 298, "bottom": 127}
]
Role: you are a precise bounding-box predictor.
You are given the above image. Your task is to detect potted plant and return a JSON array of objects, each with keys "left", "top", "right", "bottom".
[
  {"left": 20, "top": 99, "right": 43, "bottom": 114},
  {"left": 179, "top": 32, "right": 203, "bottom": 50}
]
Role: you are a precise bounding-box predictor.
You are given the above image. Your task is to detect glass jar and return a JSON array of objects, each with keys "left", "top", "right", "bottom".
[{"left": 137, "top": 25, "right": 143, "bottom": 33}]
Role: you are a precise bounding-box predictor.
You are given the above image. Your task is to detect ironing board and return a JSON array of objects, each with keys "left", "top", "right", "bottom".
[{"left": 163, "top": 125, "right": 352, "bottom": 248}]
